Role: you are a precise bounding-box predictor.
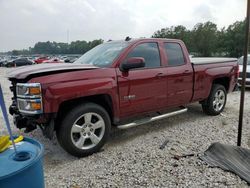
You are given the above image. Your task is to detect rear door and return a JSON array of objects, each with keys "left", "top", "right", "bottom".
[
  {"left": 163, "top": 42, "right": 193, "bottom": 107},
  {"left": 116, "top": 42, "right": 167, "bottom": 118}
]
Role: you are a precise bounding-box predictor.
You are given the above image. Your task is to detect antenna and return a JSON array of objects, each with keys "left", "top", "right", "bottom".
[{"left": 125, "top": 36, "right": 131, "bottom": 41}]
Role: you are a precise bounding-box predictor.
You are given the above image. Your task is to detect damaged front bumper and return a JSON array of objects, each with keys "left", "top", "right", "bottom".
[
  {"left": 9, "top": 81, "right": 54, "bottom": 137},
  {"left": 9, "top": 102, "right": 46, "bottom": 132},
  {"left": 9, "top": 102, "right": 55, "bottom": 139}
]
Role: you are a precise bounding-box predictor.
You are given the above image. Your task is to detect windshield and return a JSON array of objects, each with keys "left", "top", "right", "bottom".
[
  {"left": 74, "top": 42, "right": 129, "bottom": 67},
  {"left": 238, "top": 56, "right": 250, "bottom": 65}
]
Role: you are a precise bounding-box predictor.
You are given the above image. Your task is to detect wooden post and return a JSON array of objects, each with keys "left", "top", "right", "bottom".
[{"left": 237, "top": 0, "right": 250, "bottom": 146}]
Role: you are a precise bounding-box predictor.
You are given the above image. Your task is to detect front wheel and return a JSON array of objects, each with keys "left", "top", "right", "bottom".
[
  {"left": 202, "top": 84, "right": 227, "bottom": 116},
  {"left": 56, "top": 103, "right": 111, "bottom": 157}
]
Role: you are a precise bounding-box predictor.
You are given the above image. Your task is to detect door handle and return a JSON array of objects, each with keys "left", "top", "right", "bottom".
[
  {"left": 156, "top": 73, "right": 165, "bottom": 78},
  {"left": 183, "top": 70, "right": 190, "bottom": 75}
]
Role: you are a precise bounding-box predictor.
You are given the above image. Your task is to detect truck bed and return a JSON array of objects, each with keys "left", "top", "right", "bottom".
[
  {"left": 191, "top": 57, "right": 238, "bottom": 103},
  {"left": 191, "top": 57, "right": 237, "bottom": 65}
]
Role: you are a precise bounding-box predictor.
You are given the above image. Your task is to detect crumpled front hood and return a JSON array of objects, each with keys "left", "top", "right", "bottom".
[{"left": 6, "top": 63, "right": 98, "bottom": 79}]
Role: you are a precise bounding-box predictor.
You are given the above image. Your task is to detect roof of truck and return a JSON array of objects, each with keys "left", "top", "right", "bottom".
[{"left": 106, "top": 38, "right": 183, "bottom": 44}]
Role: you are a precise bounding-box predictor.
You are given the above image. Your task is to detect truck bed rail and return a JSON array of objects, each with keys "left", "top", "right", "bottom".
[{"left": 191, "top": 57, "right": 237, "bottom": 65}]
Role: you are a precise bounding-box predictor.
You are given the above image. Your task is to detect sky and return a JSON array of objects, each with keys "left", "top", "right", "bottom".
[{"left": 0, "top": 0, "right": 246, "bottom": 52}]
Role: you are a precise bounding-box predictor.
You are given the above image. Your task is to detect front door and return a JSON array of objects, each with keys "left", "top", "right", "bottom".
[{"left": 117, "top": 42, "right": 167, "bottom": 118}]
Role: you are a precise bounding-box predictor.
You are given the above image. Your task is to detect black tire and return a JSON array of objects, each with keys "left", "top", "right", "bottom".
[
  {"left": 202, "top": 84, "right": 227, "bottom": 116},
  {"left": 56, "top": 102, "right": 111, "bottom": 157}
]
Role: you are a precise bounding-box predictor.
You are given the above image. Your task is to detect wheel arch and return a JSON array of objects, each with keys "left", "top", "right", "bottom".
[
  {"left": 212, "top": 77, "right": 230, "bottom": 92},
  {"left": 55, "top": 94, "right": 113, "bottom": 130}
]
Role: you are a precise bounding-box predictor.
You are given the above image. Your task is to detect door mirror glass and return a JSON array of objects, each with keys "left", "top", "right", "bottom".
[{"left": 120, "top": 57, "right": 145, "bottom": 71}]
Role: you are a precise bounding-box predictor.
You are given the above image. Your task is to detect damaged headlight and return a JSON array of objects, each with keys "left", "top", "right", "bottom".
[{"left": 16, "top": 83, "right": 43, "bottom": 114}]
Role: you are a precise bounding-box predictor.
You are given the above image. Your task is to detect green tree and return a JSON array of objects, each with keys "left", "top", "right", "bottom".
[
  {"left": 223, "top": 20, "right": 245, "bottom": 57},
  {"left": 191, "top": 21, "right": 218, "bottom": 57},
  {"left": 69, "top": 40, "right": 89, "bottom": 54},
  {"left": 216, "top": 27, "right": 227, "bottom": 56},
  {"left": 88, "top": 39, "right": 104, "bottom": 50},
  {"left": 152, "top": 25, "right": 192, "bottom": 50},
  {"left": 11, "top": 50, "right": 19, "bottom": 56},
  {"left": 29, "top": 39, "right": 104, "bottom": 55}
]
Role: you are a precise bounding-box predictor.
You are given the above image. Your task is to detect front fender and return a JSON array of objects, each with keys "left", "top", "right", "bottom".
[{"left": 42, "top": 78, "right": 118, "bottom": 114}]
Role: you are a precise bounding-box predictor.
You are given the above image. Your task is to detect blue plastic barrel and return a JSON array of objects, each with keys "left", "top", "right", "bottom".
[{"left": 0, "top": 137, "right": 44, "bottom": 188}]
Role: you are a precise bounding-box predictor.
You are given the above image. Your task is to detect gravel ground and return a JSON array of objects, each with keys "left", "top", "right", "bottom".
[{"left": 0, "top": 67, "right": 250, "bottom": 188}]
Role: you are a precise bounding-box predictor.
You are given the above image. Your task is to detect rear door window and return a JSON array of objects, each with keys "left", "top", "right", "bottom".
[
  {"left": 164, "top": 43, "right": 185, "bottom": 66},
  {"left": 127, "top": 42, "right": 161, "bottom": 68}
]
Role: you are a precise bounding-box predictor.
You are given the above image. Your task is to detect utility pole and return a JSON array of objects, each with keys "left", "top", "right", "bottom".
[{"left": 237, "top": 0, "right": 250, "bottom": 146}]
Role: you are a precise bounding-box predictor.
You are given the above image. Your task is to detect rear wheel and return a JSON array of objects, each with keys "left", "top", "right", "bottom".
[
  {"left": 56, "top": 103, "right": 111, "bottom": 157},
  {"left": 202, "top": 84, "right": 227, "bottom": 116}
]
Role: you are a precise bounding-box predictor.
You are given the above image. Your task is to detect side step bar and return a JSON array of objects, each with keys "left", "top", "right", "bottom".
[{"left": 117, "top": 107, "right": 188, "bottom": 129}]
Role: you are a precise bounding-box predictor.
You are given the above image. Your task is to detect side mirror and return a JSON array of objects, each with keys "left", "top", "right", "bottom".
[
  {"left": 64, "top": 59, "right": 70, "bottom": 63},
  {"left": 120, "top": 57, "right": 145, "bottom": 72}
]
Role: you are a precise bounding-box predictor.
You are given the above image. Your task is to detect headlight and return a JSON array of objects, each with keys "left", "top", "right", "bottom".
[
  {"left": 17, "top": 98, "right": 43, "bottom": 114},
  {"left": 16, "top": 83, "right": 41, "bottom": 98},
  {"left": 16, "top": 83, "right": 43, "bottom": 114}
]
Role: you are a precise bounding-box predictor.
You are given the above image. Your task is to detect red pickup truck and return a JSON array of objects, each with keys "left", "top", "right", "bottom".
[{"left": 7, "top": 38, "right": 239, "bottom": 157}]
